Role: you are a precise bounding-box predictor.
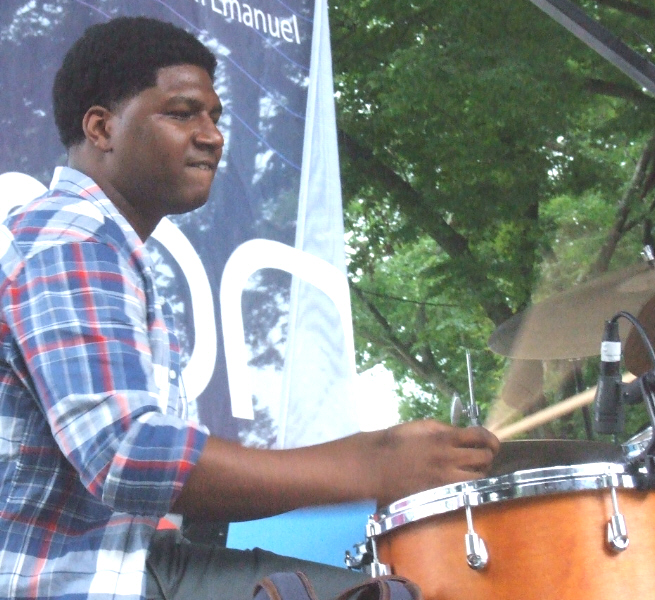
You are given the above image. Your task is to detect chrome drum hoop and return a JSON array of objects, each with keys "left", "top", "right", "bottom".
[{"left": 369, "top": 462, "right": 640, "bottom": 537}]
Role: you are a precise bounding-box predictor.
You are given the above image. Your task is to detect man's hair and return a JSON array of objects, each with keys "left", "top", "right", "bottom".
[{"left": 53, "top": 16, "right": 218, "bottom": 148}]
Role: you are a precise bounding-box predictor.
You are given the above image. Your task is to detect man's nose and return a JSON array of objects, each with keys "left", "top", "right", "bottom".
[{"left": 195, "top": 114, "right": 224, "bottom": 151}]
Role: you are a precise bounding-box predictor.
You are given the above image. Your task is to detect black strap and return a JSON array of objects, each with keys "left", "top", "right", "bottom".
[
  {"left": 253, "top": 571, "right": 319, "bottom": 600},
  {"left": 253, "top": 572, "right": 423, "bottom": 600},
  {"left": 333, "top": 575, "right": 423, "bottom": 600}
]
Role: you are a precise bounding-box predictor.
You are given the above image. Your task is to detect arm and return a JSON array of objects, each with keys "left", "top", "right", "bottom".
[
  {"left": 4, "top": 238, "right": 207, "bottom": 516},
  {"left": 173, "top": 419, "right": 499, "bottom": 521},
  {"left": 4, "top": 217, "right": 497, "bottom": 520}
]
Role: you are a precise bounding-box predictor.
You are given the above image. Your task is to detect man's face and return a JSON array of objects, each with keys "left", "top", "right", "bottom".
[{"left": 104, "top": 64, "right": 223, "bottom": 232}]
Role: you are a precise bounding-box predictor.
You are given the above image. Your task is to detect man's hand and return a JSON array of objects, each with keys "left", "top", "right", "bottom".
[{"left": 362, "top": 420, "right": 500, "bottom": 507}]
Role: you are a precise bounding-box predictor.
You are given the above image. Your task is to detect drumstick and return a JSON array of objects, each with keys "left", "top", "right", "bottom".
[{"left": 490, "top": 372, "right": 636, "bottom": 441}]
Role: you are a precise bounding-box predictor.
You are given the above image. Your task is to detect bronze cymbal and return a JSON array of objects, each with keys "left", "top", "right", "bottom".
[{"left": 488, "top": 263, "right": 655, "bottom": 360}]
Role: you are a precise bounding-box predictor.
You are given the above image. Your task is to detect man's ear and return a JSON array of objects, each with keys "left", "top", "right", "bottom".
[{"left": 81, "top": 106, "right": 114, "bottom": 152}]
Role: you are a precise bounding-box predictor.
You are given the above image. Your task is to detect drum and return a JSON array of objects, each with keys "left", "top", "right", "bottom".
[{"left": 365, "top": 440, "right": 655, "bottom": 600}]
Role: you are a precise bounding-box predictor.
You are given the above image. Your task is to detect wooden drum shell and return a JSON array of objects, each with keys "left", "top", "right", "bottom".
[{"left": 376, "top": 486, "right": 655, "bottom": 600}]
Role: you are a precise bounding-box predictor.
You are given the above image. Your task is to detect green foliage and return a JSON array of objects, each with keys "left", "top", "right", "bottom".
[{"left": 332, "top": 0, "right": 655, "bottom": 439}]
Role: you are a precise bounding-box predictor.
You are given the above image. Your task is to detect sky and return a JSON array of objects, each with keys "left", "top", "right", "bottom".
[{"left": 354, "top": 364, "right": 400, "bottom": 431}]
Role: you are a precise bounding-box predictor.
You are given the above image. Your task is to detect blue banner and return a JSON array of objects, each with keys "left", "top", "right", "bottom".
[{"left": 0, "top": 0, "right": 359, "bottom": 449}]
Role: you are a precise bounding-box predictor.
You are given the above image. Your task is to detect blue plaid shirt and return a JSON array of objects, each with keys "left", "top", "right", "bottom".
[{"left": 0, "top": 167, "right": 209, "bottom": 599}]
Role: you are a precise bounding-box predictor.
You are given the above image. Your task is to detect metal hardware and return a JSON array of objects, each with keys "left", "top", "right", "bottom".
[
  {"left": 450, "top": 351, "right": 481, "bottom": 427},
  {"left": 367, "top": 521, "right": 390, "bottom": 576},
  {"left": 344, "top": 541, "right": 368, "bottom": 571},
  {"left": 464, "top": 492, "right": 488, "bottom": 570},
  {"left": 606, "top": 477, "right": 629, "bottom": 552},
  {"left": 465, "top": 351, "right": 481, "bottom": 426}
]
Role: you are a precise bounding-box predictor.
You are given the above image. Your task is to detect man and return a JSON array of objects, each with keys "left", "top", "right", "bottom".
[{"left": 0, "top": 16, "right": 499, "bottom": 600}]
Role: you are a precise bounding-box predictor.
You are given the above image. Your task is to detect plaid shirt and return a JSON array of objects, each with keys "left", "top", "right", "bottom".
[{"left": 0, "top": 167, "right": 209, "bottom": 599}]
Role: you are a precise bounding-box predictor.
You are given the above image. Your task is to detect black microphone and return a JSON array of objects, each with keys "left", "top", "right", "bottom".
[{"left": 593, "top": 319, "right": 625, "bottom": 434}]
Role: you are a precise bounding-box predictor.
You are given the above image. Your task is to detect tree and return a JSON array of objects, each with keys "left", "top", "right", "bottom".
[{"left": 329, "top": 0, "right": 655, "bottom": 434}]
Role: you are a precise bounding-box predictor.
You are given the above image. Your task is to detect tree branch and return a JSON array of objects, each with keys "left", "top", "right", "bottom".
[
  {"left": 590, "top": 130, "right": 655, "bottom": 275},
  {"left": 350, "top": 283, "right": 457, "bottom": 396},
  {"left": 339, "top": 130, "right": 514, "bottom": 325},
  {"left": 584, "top": 78, "right": 655, "bottom": 106},
  {"left": 595, "top": 0, "right": 653, "bottom": 20}
]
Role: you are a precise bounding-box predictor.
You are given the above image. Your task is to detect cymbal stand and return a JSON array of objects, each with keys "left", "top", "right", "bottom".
[
  {"left": 466, "top": 351, "right": 481, "bottom": 426},
  {"left": 450, "top": 351, "right": 481, "bottom": 427}
]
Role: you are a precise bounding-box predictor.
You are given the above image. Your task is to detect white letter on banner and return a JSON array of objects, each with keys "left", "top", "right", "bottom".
[
  {"left": 292, "top": 14, "right": 301, "bottom": 44},
  {"left": 150, "top": 219, "right": 217, "bottom": 404},
  {"left": 221, "top": 239, "right": 355, "bottom": 420},
  {"left": 253, "top": 8, "right": 266, "bottom": 32},
  {"left": 0, "top": 172, "right": 47, "bottom": 219},
  {"left": 280, "top": 19, "right": 294, "bottom": 43}
]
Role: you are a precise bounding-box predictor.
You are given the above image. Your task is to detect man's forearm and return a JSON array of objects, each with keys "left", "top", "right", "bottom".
[
  {"left": 171, "top": 433, "right": 376, "bottom": 521},
  {"left": 171, "top": 420, "right": 500, "bottom": 522}
]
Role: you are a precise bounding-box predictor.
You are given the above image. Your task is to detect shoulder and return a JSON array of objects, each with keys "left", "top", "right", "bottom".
[
  {"left": 0, "top": 192, "right": 144, "bottom": 293},
  {"left": 8, "top": 192, "right": 106, "bottom": 243},
  {"left": 5, "top": 188, "right": 136, "bottom": 261}
]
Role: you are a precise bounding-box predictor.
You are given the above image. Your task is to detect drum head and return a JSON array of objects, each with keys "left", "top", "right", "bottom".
[{"left": 489, "top": 439, "right": 622, "bottom": 476}]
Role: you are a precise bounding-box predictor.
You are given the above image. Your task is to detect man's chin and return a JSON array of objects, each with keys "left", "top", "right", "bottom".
[{"left": 167, "top": 193, "right": 212, "bottom": 216}]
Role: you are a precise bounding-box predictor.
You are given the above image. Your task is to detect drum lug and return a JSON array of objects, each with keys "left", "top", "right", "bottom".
[
  {"left": 607, "top": 513, "right": 629, "bottom": 552},
  {"left": 464, "top": 497, "right": 488, "bottom": 570},
  {"left": 606, "top": 484, "right": 629, "bottom": 552},
  {"left": 366, "top": 522, "right": 391, "bottom": 576},
  {"left": 465, "top": 531, "right": 488, "bottom": 570},
  {"left": 369, "top": 558, "right": 391, "bottom": 578}
]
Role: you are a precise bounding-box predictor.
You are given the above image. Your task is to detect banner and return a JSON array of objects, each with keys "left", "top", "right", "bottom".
[{"left": 0, "top": 0, "right": 359, "bottom": 450}]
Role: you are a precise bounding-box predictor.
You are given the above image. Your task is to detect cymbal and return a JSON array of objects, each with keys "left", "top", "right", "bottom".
[{"left": 488, "top": 263, "right": 655, "bottom": 360}]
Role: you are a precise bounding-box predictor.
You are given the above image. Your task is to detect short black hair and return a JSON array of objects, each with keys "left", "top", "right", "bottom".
[{"left": 53, "top": 16, "right": 218, "bottom": 148}]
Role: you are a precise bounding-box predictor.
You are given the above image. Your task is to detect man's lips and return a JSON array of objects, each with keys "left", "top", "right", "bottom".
[{"left": 187, "top": 157, "right": 218, "bottom": 171}]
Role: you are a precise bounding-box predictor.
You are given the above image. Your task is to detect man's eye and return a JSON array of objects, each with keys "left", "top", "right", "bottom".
[{"left": 168, "top": 111, "right": 192, "bottom": 120}]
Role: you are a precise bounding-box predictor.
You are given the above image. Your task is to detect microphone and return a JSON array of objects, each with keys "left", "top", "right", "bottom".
[{"left": 593, "top": 319, "right": 625, "bottom": 434}]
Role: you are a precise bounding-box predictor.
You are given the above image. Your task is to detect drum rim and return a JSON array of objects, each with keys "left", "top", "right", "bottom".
[{"left": 371, "top": 462, "right": 637, "bottom": 537}]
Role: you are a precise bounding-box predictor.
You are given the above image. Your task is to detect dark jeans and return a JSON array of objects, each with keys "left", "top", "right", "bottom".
[{"left": 145, "top": 529, "right": 368, "bottom": 600}]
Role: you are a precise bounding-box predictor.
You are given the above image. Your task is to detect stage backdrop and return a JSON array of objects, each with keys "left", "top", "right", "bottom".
[
  {"left": 0, "top": 0, "right": 369, "bottom": 566},
  {"left": 0, "top": 0, "right": 359, "bottom": 450}
]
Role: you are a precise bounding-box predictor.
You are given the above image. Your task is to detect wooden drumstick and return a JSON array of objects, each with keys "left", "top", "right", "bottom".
[{"left": 490, "top": 373, "right": 636, "bottom": 441}]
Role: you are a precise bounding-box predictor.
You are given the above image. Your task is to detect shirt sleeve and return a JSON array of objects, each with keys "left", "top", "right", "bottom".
[{"left": 2, "top": 238, "right": 208, "bottom": 516}]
